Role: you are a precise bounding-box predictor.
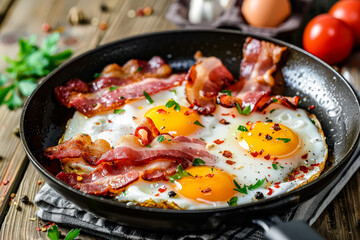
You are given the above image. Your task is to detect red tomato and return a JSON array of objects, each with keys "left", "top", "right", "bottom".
[
  {"left": 303, "top": 14, "right": 354, "bottom": 65},
  {"left": 329, "top": 0, "right": 360, "bottom": 46}
]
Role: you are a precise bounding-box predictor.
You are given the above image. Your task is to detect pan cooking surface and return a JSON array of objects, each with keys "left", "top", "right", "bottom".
[{"left": 20, "top": 30, "right": 360, "bottom": 231}]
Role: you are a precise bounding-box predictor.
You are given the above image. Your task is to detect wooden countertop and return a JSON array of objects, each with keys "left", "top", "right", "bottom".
[{"left": 0, "top": 0, "right": 358, "bottom": 239}]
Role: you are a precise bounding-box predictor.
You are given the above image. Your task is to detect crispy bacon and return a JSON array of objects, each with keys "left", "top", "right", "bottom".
[
  {"left": 90, "top": 56, "right": 172, "bottom": 92},
  {"left": 217, "top": 37, "right": 290, "bottom": 113},
  {"left": 134, "top": 117, "right": 160, "bottom": 146},
  {"left": 56, "top": 74, "right": 185, "bottom": 117},
  {"left": 185, "top": 53, "right": 234, "bottom": 115},
  {"left": 44, "top": 134, "right": 111, "bottom": 164}
]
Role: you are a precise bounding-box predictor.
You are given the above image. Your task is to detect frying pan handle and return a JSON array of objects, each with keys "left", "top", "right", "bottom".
[{"left": 253, "top": 215, "right": 324, "bottom": 240}]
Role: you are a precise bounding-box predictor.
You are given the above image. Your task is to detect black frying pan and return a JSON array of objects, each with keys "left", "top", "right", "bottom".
[{"left": 20, "top": 30, "right": 360, "bottom": 238}]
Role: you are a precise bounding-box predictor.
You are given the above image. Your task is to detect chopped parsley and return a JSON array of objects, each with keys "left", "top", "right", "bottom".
[
  {"left": 276, "top": 138, "right": 291, "bottom": 143},
  {"left": 193, "top": 158, "right": 205, "bottom": 166},
  {"left": 221, "top": 89, "right": 232, "bottom": 96},
  {"left": 165, "top": 99, "right": 181, "bottom": 111},
  {"left": 270, "top": 109, "right": 276, "bottom": 114},
  {"left": 272, "top": 163, "right": 278, "bottom": 170},
  {"left": 233, "top": 180, "right": 247, "bottom": 194},
  {"left": 109, "top": 86, "right": 119, "bottom": 91},
  {"left": 143, "top": 90, "right": 154, "bottom": 104},
  {"left": 194, "top": 120, "right": 205, "bottom": 127},
  {"left": 137, "top": 67, "right": 143, "bottom": 72},
  {"left": 146, "top": 144, "right": 151, "bottom": 148},
  {"left": 272, "top": 98, "right": 278, "bottom": 102},
  {"left": 94, "top": 72, "right": 101, "bottom": 78},
  {"left": 170, "top": 165, "right": 193, "bottom": 183},
  {"left": 47, "top": 224, "right": 81, "bottom": 240},
  {"left": 157, "top": 135, "right": 165, "bottom": 143},
  {"left": 237, "top": 125, "right": 248, "bottom": 132},
  {"left": 170, "top": 89, "right": 177, "bottom": 94},
  {"left": 114, "top": 109, "right": 125, "bottom": 114},
  {"left": 227, "top": 196, "right": 238, "bottom": 206},
  {"left": 235, "top": 103, "right": 251, "bottom": 115},
  {"left": 248, "top": 178, "right": 266, "bottom": 190}
]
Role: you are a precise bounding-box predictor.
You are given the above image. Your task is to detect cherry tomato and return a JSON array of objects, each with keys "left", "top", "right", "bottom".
[
  {"left": 303, "top": 14, "right": 354, "bottom": 65},
  {"left": 329, "top": 0, "right": 360, "bottom": 46}
]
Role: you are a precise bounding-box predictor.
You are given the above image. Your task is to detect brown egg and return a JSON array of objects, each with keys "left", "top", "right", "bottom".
[{"left": 241, "top": 0, "right": 292, "bottom": 28}]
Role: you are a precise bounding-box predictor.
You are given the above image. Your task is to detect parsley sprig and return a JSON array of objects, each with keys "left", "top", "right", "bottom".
[
  {"left": 233, "top": 178, "right": 266, "bottom": 194},
  {"left": 235, "top": 103, "right": 251, "bottom": 115},
  {"left": 47, "top": 224, "right": 81, "bottom": 240},
  {"left": 170, "top": 165, "right": 193, "bottom": 183},
  {"left": 165, "top": 99, "right": 180, "bottom": 111},
  {"left": 0, "top": 33, "right": 72, "bottom": 110}
]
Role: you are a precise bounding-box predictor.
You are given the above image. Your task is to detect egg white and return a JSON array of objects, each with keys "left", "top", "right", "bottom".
[{"left": 62, "top": 83, "right": 328, "bottom": 209}]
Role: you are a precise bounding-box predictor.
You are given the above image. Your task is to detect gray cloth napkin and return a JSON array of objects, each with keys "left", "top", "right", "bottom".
[{"left": 34, "top": 143, "right": 360, "bottom": 240}]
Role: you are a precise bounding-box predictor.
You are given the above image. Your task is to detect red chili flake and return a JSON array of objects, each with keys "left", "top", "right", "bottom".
[
  {"left": 108, "top": 120, "right": 112, "bottom": 123},
  {"left": 265, "top": 134, "right": 273, "bottom": 140},
  {"left": 267, "top": 188, "right": 273, "bottom": 195},
  {"left": 36, "top": 227, "right": 40, "bottom": 231},
  {"left": 214, "top": 139, "right": 224, "bottom": 145},
  {"left": 157, "top": 109, "right": 167, "bottom": 114},
  {"left": 273, "top": 157, "right": 278, "bottom": 161},
  {"left": 293, "top": 169, "right": 300, "bottom": 175},
  {"left": 275, "top": 182, "right": 281, "bottom": 185},
  {"left": 267, "top": 167, "right": 271, "bottom": 169},
  {"left": 259, "top": 149, "right": 264, "bottom": 155},
  {"left": 250, "top": 151, "right": 258, "bottom": 157},
  {"left": 201, "top": 188, "right": 211, "bottom": 193},
  {"left": 246, "top": 121, "right": 253, "bottom": 125},
  {"left": 205, "top": 174, "right": 214, "bottom": 178},
  {"left": 158, "top": 186, "right": 167, "bottom": 193},
  {"left": 288, "top": 174, "right": 295, "bottom": 181},
  {"left": 219, "top": 119, "right": 230, "bottom": 125},
  {"left": 225, "top": 160, "right": 235, "bottom": 165},
  {"left": 221, "top": 113, "right": 230, "bottom": 116},
  {"left": 274, "top": 185, "right": 280, "bottom": 189},
  {"left": 300, "top": 166, "right": 309, "bottom": 173},
  {"left": 272, "top": 123, "right": 281, "bottom": 131},
  {"left": 268, "top": 174, "right": 270, "bottom": 177},
  {"left": 301, "top": 153, "right": 308, "bottom": 159},
  {"left": 311, "top": 163, "right": 320, "bottom": 167},
  {"left": 155, "top": 193, "right": 159, "bottom": 197},
  {"left": 264, "top": 154, "right": 271, "bottom": 160},
  {"left": 222, "top": 150, "right": 233, "bottom": 158},
  {"left": 37, "top": 180, "right": 42, "bottom": 185},
  {"left": 231, "top": 114, "right": 235, "bottom": 118},
  {"left": 258, "top": 133, "right": 262, "bottom": 136},
  {"left": 3, "top": 180, "right": 9, "bottom": 185},
  {"left": 184, "top": 109, "right": 196, "bottom": 115},
  {"left": 99, "top": 21, "right": 108, "bottom": 31},
  {"left": 308, "top": 105, "right": 315, "bottom": 110},
  {"left": 42, "top": 224, "right": 52, "bottom": 230}
]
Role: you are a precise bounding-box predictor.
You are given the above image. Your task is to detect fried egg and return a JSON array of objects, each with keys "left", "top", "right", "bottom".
[{"left": 63, "top": 83, "right": 328, "bottom": 209}]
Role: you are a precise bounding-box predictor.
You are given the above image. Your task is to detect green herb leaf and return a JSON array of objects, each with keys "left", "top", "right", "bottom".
[
  {"left": 5, "top": 89, "right": 22, "bottom": 110},
  {"left": 276, "top": 138, "right": 291, "bottom": 143},
  {"left": 170, "top": 89, "right": 177, "bottom": 94},
  {"left": 47, "top": 224, "right": 59, "bottom": 240},
  {"left": 211, "top": 167, "right": 213, "bottom": 173},
  {"left": 227, "top": 196, "right": 238, "bottom": 206},
  {"left": 272, "top": 163, "right": 278, "bottom": 170},
  {"left": 248, "top": 178, "right": 266, "bottom": 190},
  {"left": 170, "top": 165, "right": 193, "bottom": 183},
  {"left": 221, "top": 89, "right": 232, "bottom": 96},
  {"left": 64, "top": 228, "right": 81, "bottom": 240},
  {"left": 237, "top": 125, "right": 248, "bottom": 132},
  {"left": 272, "top": 98, "right": 278, "bottom": 103},
  {"left": 235, "top": 102, "right": 242, "bottom": 115},
  {"left": 52, "top": 49, "right": 72, "bottom": 61},
  {"left": 310, "top": 119, "right": 316, "bottom": 125},
  {"left": 193, "top": 158, "right": 205, "bottom": 166},
  {"left": 122, "top": 190, "right": 127, "bottom": 196},
  {"left": 0, "top": 85, "right": 13, "bottom": 105},
  {"left": 157, "top": 135, "right": 165, "bottom": 143},
  {"left": 41, "top": 32, "right": 59, "bottom": 55},
  {"left": 114, "top": 109, "right": 125, "bottom": 114},
  {"left": 0, "top": 73, "right": 9, "bottom": 86},
  {"left": 165, "top": 99, "right": 181, "bottom": 111},
  {"left": 94, "top": 72, "right": 101, "bottom": 78},
  {"left": 18, "top": 79, "right": 37, "bottom": 96},
  {"left": 137, "top": 67, "right": 143, "bottom": 72},
  {"left": 109, "top": 86, "right": 119, "bottom": 91},
  {"left": 233, "top": 180, "right": 247, "bottom": 194},
  {"left": 270, "top": 109, "right": 276, "bottom": 114},
  {"left": 146, "top": 144, "right": 151, "bottom": 148},
  {"left": 194, "top": 120, "right": 205, "bottom": 127},
  {"left": 143, "top": 90, "right": 153, "bottom": 104},
  {"left": 242, "top": 105, "right": 251, "bottom": 115}
]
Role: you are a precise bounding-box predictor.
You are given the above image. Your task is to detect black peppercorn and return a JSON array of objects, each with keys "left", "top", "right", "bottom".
[
  {"left": 255, "top": 191, "right": 264, "bottom": 200},
  {"left": 168, "top": 191, "right": 176, "bottom": 198}
]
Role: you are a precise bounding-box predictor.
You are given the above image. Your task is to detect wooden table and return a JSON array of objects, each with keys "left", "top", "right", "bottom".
[{"left": 0, "top": 0, "right": 359, "bottom": 239}]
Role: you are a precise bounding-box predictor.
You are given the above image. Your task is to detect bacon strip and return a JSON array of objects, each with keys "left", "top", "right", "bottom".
[
  {"left": 90, "top": 56, "right": 172, "bottom": 92},
  {"left": 56, "top": 74, "right": 185, "bottom": 117},
  {"left": 185, "top": 52, "right": 234, "bottom": 115},
  {"left": 217, "top": 37, "right": 290, "bottom": 113}
]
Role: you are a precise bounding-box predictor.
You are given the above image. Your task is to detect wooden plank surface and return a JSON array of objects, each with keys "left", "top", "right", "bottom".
[{"left": 0, "top": 0, "right": 359, "bottom": 239}]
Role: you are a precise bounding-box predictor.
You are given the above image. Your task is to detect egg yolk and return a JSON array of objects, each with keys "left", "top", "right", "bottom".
[
  {"left": 173, "top": 166, "right": 236, "bottom": 203},
  {"left": 239, "top": 122, "right": 300, "bottom": 158},
  {"left": 144, "top": 105, "right": 201, "bottom": 136}
]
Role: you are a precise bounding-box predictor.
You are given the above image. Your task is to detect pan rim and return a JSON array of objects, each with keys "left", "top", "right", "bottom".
[{"left": 20, "top": 29, "right": 360, "bottom": 215}]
